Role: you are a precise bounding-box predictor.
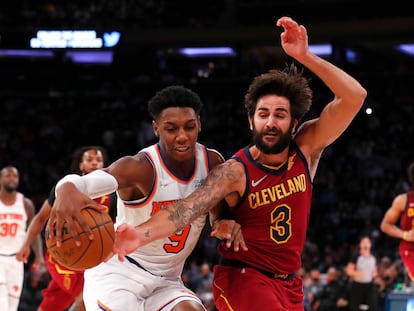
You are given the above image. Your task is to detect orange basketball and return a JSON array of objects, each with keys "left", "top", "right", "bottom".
[{"left": 45, "top": 208, "right": 115, "bottom": 270}]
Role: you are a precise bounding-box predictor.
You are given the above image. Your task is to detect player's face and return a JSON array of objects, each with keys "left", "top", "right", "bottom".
[
  {"left": 0, "top": 167, "right": 19, "bottom": 192},
  {"left": 250, "top": 94, "right": 296, "bottom": 154},
  {"left": 79, "top": 150, "right": 105, "bottom": 175},
  {"left": 153, "top": 107, "right": 201, "bottom": 163}
]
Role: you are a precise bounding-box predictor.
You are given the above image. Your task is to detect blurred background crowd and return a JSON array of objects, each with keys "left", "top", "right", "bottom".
[{"left": 0, "top": 1, "right": 413, "bottom": 310}]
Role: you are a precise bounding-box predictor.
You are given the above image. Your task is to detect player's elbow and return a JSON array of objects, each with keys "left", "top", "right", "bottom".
[
  {"left": 354, "top": 87, "right": 368, "bottom": 109},
  {"left": 379, "top": 221, "right": 388, "bottom": 234}
]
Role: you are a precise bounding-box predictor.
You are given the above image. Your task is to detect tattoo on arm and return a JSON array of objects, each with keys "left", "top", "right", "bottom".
[{"left": 165, "top": 161, "right": 243, "bottom": 230}]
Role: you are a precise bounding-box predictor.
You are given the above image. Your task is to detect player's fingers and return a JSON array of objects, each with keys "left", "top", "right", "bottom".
[
  {"left": 64, "top": 218, "right": 84, "bottom": 246},
  {"left": 211, "top": 220, "right": 233, "bottom": 240},
  {"left": 232, "top": 229, "right": 248, "bottom": 252},
  {"left": 85, "top": 202, "right": 107, "bottom": 212},
  {"left": 117, "top": 253, "right": 125, "bottom": 262},
  {"left": 226, "top": 224, "right": 240, "bottom": 250},
  {"left": 112, "top": 244, "right": 126, "bottom": 262},
  {"left": 53, "top": 215, "right": 66, "bottom": 247},
  {"left": 15, "top": 253, "right": 23, "bottom": 262},
  {"left": 46, "top": 212, "right": 56, "bottom": 239},
  {"left": 115, "top": 223, "right": 128, "bottom": 233},
  {"left": 74, "top": 212, "right": 94, "bottom": 243},
  {"left": 227, "top": 224, "right": 248, "bottom": 252},
  {"left": 225, "top": 236, "right": 235, "bottom": 249},
  {"left": 21, "top": 251, "right": 30, "bottom": 263},
  {"left": 103, "top": 251, "right": 114, "bottom": 262},
  {"left": 210, "top": 228, "right": 231, "bottom": 240}
]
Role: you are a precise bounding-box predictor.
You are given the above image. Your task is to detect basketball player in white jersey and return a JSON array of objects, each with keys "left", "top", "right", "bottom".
[
  {"left": 0, "top": 166, "right": 44, "bottom": 311},
  {"left": 47, "top": 86, "right": 242, "bottom": 311}
]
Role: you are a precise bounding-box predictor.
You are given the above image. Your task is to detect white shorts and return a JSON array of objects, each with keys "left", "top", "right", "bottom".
[
  {"left": 0, "top": 254, "right": 24, "bottom": 311},
  {"left": 83, "top": 256, "right": 206, "bottom": 311}
]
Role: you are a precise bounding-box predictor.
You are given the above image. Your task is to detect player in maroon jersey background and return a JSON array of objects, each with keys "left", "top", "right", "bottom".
[{"left": 381, "top": 162, "right": 414, "bottom": 283}]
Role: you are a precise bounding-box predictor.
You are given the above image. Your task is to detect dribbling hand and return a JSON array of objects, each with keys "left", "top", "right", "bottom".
[{"left": 46, "top": 183, "right": 107, "bottom": 246}]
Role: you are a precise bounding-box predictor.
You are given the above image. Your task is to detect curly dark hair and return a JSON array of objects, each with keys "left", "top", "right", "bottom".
[
  {"left": 408, "top": 162, "right": 414, "bottom": 187},
  {"left": 70, "top": 146, "right": 107, "bottom": 174},
  {"left": 244, "top": 64, "right": 312, "bottom": 121},
  {"left": 147, "top": 85, "right": 203, "bottom": 120}
]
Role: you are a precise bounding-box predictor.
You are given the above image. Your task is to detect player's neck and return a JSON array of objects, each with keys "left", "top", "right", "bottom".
[
  {"left": 164, "top": 156, "right": 195, "bottom": 179},
  {"left": 249, "top": 145, "right": 289, "bottom": 167},
  {"left": 0, "top": 190, "right": 17, "bottom": 204}
]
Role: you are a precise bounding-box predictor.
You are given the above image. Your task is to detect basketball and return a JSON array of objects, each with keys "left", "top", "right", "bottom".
[{"left": 45, "top": 207, "right": 115, "bottom": 270}]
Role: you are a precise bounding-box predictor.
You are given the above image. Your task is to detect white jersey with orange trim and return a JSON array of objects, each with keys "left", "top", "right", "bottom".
[
  {"left": 0, "top": 192, "right": 27, "bottom": 311},
  {"left": 0, "top": 193, "right": 27, "bottom": 255},
  {"left": 116, "top": 142, "right": 210, "bottom": 278},
  {"left": 83, "top": 142, "right": 214, "bottom": 311}
]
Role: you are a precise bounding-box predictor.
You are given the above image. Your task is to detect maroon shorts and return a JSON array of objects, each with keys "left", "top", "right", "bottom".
[
  {"left": 400, "top": 245, "right": 414, "bottom": 281},
  {"left": 39, "top": 251, "right": 84, "bottom": 311},
  {"left": 213, "top": 264, "right": 304, "bottom": 311}
]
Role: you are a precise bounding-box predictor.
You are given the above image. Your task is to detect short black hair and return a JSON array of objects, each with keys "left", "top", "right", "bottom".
[{"left": 147, "top": 85, "right": 203, "bottom": 120}]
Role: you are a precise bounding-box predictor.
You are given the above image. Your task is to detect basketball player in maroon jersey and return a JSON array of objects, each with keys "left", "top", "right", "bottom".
[
  {"left": 49, "top": 16, "right": 367, "bottom": 310},
  {"left": 381, "top": 162, "right": 414, "bottom": 282}
]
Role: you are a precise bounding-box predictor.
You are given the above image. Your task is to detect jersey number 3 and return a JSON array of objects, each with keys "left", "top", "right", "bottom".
[{"left": 271, "top": 204, "right": 291, "bottom": 243}]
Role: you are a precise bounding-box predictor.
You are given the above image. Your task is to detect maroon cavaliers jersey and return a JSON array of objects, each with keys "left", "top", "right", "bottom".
[
  {"left": 400, "top": 191, "right": 414, "bottom": 251},
  {"left": 218, "top": 142, "right": 312, "bottom": 274}
]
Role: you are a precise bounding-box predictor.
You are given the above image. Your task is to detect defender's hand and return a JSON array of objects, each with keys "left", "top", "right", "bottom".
[
  {"left": 211, "top": 219, "right": 248, "bottom": 252},
  {"left": 112, "top": 223, "right": 142, "bottom": 262}
]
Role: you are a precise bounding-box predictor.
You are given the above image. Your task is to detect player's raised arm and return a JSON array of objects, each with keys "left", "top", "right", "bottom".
[{"left": 276, "top": 16, "right": 367, "bottom": 161}]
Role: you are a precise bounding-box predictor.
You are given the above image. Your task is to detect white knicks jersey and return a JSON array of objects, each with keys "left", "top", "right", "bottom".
[
  {"left": 0, "top": 193, "right": 28, "bottom": 255},
  {"left": 116, "top": 143, "right": 212, "bottom": 278}
]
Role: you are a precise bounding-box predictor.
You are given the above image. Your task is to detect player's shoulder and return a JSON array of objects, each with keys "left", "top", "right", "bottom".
[
  {"left": 117, "top": 153, "right": 153, "bottom": 168},
  {"left": 206, "top": 147, "right": 225, "bottom": 168},
  {"left": 23, "top": 195, "right": 35, "bottom": 212},
  {"left": 393, "top": 192, "right": 409, "bottom": 207}
]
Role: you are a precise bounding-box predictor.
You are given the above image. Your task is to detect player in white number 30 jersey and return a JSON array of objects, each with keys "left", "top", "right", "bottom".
[{"left": 0, "top": 166, "right": 43, "bottom": 311}]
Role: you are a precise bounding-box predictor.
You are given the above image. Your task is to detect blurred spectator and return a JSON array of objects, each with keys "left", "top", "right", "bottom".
[{"left": 312, "top": 266, "right": 349, "bottom": 311}]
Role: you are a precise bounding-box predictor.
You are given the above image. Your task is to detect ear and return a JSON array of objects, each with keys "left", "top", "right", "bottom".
[
  {"left": 292, "top": 119, "right": 299, "bottom": 133},
  {"left": 152, "top": 120, "right": 159, "bottom": 137},
  {"left": 248, "top": 116, "right": 253, "bottom": 131},
  {"left": 197, "top": 116, "right": 202, "bottom": 132}
]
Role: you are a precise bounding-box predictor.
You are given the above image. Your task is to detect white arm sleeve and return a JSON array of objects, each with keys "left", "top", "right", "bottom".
[{"left": 55, "top": 170, "right": 118, "bottom": 199}]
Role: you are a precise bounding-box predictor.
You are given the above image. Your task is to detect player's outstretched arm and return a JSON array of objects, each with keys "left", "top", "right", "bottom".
[{"left": 112, "top": 159, "right": 246, "bottom": 256}]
